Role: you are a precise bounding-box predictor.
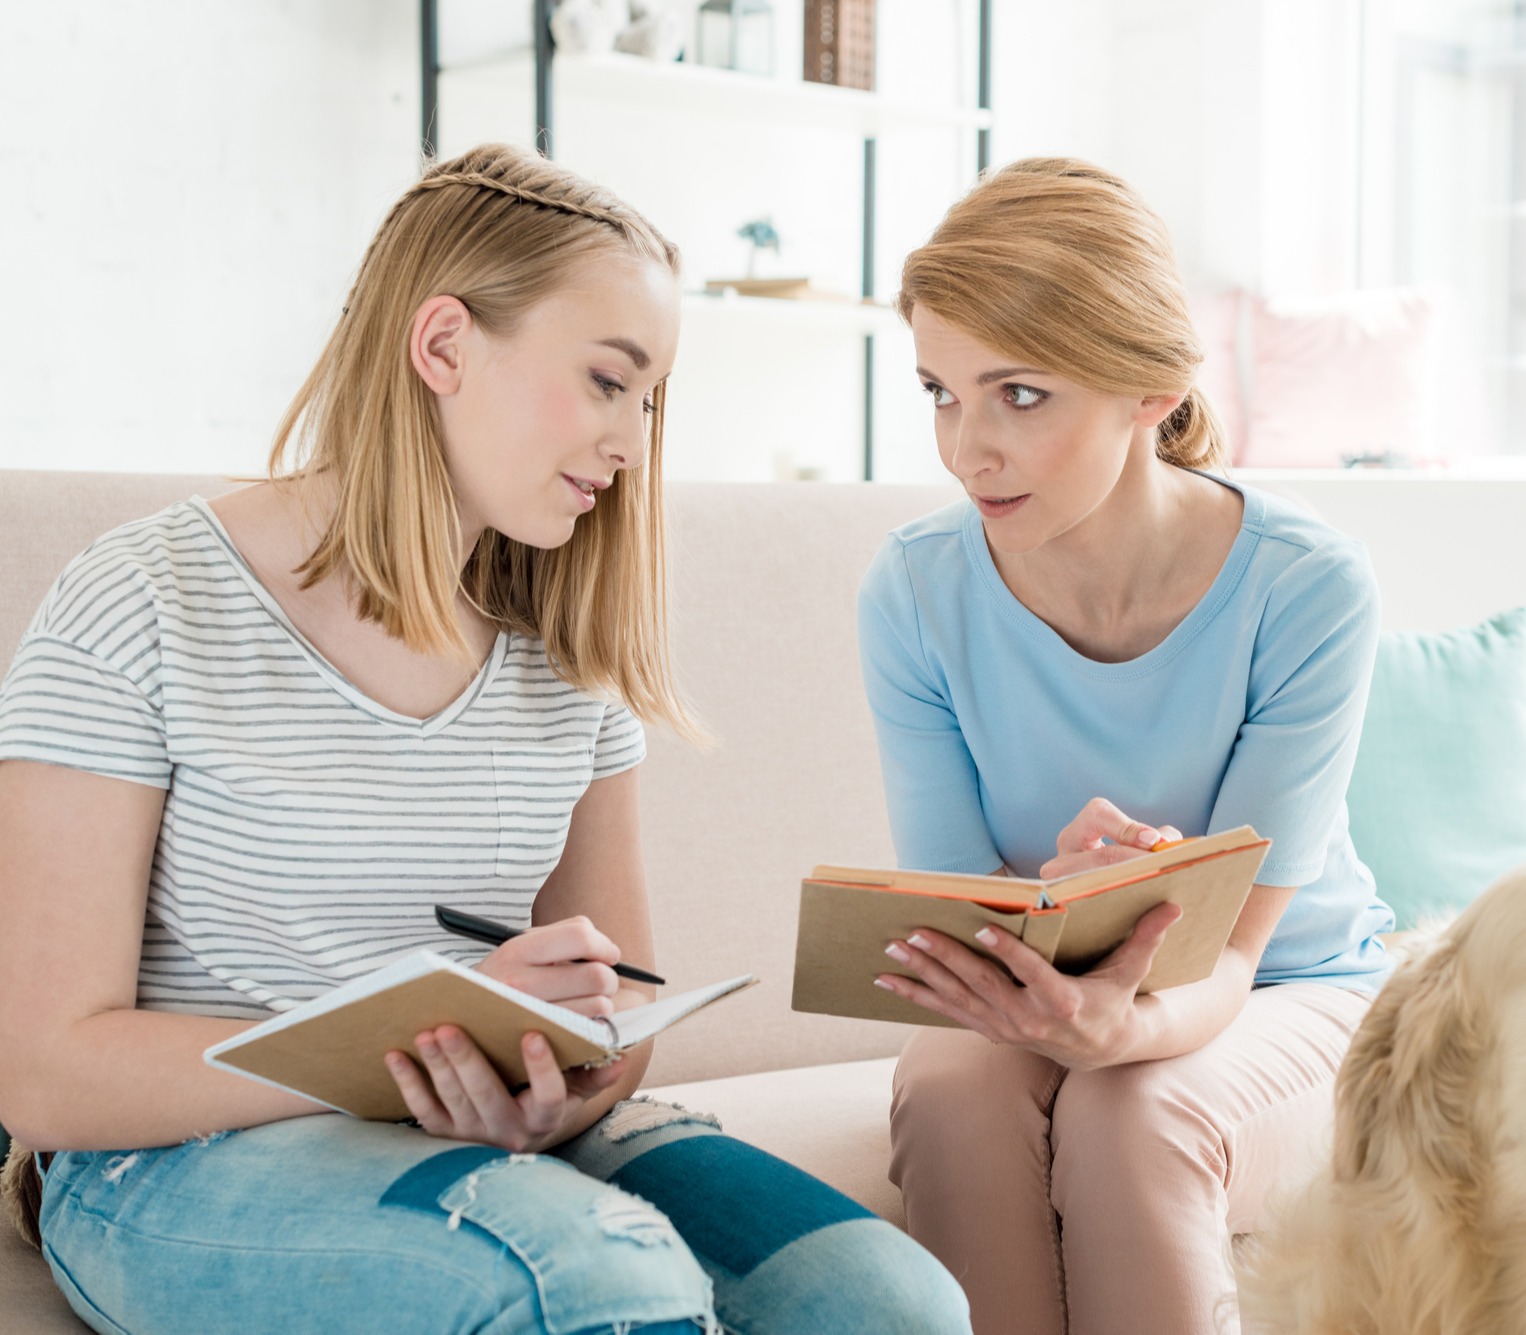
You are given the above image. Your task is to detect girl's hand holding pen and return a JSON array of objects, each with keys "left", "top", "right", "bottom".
[
  {"left": 436, "top": 905, "right": 666, "bottom": 990},
  {"left": 467, "top": 914, "right": 628, "bottom": 1019}
]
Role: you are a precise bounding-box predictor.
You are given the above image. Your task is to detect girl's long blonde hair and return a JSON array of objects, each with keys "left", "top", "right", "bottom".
[
  {"left": 270, "top": 143, "right": 692, "bottom": 732},
  {"left": 897, "top": 157, "right": 1228, "bottom": 471}
]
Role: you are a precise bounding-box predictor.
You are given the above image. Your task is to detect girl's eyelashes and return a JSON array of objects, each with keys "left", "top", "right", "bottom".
[
  {"left": 922, "top": 382, "right": 954, "bottom": 407},
  {"left": 596, "top": 371, "right": 658, "bottom": 414}
]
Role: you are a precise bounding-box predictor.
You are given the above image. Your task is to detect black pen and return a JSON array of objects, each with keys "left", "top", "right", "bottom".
[{"left": 434, "top": 905, "right": 666, "bottom": 986}]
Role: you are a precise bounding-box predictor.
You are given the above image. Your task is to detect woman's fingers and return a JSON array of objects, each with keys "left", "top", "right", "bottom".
[
  {"left": 1054, "top": 797, "right": 1165, "bottom": 856},
  {"left": 885, "top": 930, "right": 988, "bottom": 1010},
  {"left": 1090, "top": 902, "right": 1183, "bottom": 989}
]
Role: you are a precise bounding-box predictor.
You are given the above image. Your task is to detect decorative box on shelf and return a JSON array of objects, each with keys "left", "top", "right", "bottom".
[{"left": 804, "top": 0, "right": 876, "bottom": 91}]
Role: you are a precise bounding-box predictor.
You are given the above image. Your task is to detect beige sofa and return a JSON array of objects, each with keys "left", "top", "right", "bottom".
[{"left": 3, "top": 468, "right": 1525, "bottom": 1331}]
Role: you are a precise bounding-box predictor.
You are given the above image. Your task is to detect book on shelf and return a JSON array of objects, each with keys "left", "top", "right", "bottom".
[
  {"left": 205, "top": 951, "right": 756, "bottom": 1121},
  {"left": 792, "top": 826, "right": 1269, "bottom": 1026}
]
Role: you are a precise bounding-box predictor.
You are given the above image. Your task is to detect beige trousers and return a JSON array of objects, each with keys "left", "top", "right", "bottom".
[{"left": 888, "top": 982, "right": 1371, "bottom": 1335}]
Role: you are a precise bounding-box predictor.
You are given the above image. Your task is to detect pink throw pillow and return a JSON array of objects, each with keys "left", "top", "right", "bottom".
[
  {"left": 1238, "top": 288, "right": 1436, "bottom": 468},
  {"left": 1189, "top": 289, "right": 1247, "bottom": 462}
]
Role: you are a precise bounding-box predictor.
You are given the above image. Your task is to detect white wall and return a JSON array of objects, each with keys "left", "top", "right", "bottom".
[{"left": 1, "top": 1, "right": 419, "bottom": 476}]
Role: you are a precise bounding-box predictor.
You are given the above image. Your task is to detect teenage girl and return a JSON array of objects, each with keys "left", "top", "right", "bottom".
[{"left": 0, "top": 144, "right": 971, "bottom": 1335}]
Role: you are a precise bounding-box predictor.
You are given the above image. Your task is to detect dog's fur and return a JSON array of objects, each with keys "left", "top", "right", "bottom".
[{"left": 1237, "top": 867, "right": 1526, "bottom": 1334}]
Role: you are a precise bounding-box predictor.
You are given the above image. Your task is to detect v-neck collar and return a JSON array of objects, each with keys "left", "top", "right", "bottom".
[{"left": 188, "top": 497, "right": 508, "bottom": 736}]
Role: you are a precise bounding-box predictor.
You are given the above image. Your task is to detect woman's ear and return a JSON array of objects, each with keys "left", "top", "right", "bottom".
[
  {"left": 1135, "top": 392, "right": 1186, "bottom": 430},
  {"left": 410, "top": 295, "right": 472, "bottom": 396}
]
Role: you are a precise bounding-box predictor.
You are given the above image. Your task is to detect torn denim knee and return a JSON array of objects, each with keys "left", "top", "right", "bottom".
[
  {"left": 382, "top": 1144, "right": 717, "bottom": 1333},
  {"left": 599, "top": 1097, "right": 722, "bottom": 1145}
]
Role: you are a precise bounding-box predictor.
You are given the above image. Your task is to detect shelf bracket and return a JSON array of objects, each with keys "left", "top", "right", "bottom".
[
  {"left": 420, "top": 0, "right": 439, "bottom": 159},
  {"left": 534, "top": 0, "right": 555, "bottom": 157}
]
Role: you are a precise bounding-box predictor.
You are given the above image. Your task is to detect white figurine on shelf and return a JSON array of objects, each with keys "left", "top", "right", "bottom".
[
  {"left": 549, "top": 0, "right": 628, "bottom": 55},
  {"left": 615, "top": 1, "right": 687, "bottom": 62}
]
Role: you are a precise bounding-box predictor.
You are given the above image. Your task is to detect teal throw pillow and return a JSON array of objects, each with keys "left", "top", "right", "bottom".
[{"left": 1346, "top": 607, "right": 1526, "bottom": 929}]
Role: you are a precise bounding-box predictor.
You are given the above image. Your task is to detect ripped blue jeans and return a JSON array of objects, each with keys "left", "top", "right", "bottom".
[{"left": 37, "top": 1099, "right": 972, "bottom": 1334}]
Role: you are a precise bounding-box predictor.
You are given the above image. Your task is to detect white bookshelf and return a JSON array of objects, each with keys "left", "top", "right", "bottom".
[{"left": 440, "top": 49, "right": 993, "bottom": 139}]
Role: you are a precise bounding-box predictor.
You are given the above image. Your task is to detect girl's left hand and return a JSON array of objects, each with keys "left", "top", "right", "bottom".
[
  {"left": 385, "top": 1025, "right": 625, "bottom": 1152},
  {"left": 876, "top": 901, "right": 1182, "bottom": 1070}
]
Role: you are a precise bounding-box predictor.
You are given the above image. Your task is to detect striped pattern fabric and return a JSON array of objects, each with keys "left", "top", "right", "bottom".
[{"left": 0, "top": 500, "right": 644, "bottom": 1018}]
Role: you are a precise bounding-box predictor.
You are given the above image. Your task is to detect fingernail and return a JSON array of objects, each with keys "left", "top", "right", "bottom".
[
  {"left": 442, "top": 1030, "right": 465, "bottom": 1053},
  {"left": 1138, "top": 827, "right": 1161, "bottom": 847},
  {"left": 885, "top": 942, "right": 912, "bottom": 963},
  {"left": 873, "top": 978, "right": 896, "bottom": 991},
  {"left": 526, "top": 1035, "right": 547, "bottom": 1056},
  {"left": 975, "top": 927, "right": 997, "bottom": 947},
  {"left": 907, "top": 933, "right": 931, "bottom": 951}
]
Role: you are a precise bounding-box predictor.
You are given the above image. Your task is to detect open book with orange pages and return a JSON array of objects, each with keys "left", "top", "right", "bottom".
[
  {"left": 205, "top": 952, "right": 757, "bottom": 1121},
  {"left": 792, "top": 826, "right": 1269, "bottom": 1027}
]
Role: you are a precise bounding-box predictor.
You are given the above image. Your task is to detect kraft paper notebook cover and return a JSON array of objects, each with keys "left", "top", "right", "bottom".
[
  {"left": 792, "top": 826, "right": 1269, "bottom": 1026},
  {"left": 205, "top": 951, "right": 756, "bottom": 1121}
]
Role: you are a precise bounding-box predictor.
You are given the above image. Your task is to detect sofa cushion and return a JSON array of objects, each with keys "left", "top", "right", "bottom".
[
  {"left": 1347, "top": 607, "right": 1526, "bottom": 928},
  {"left": 648, "top": 1056, "right": 902, "bottom": 1228},
  {"left": 0, "top": 1223, "right": 83, "bottom": 1334}
]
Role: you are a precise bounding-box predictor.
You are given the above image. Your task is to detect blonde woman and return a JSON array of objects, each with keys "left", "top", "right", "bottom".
[
  {"left": 858, "top": 158, "right": 1395, "bottom": 1335},
  {"left": 0, "top": 145, "right": 970, "bottom": 1335}
]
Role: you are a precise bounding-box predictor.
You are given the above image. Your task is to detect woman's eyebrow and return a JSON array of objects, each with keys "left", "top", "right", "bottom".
[
  {"left": 914, "top": 365, "right": 1044, "bottom": 386},
  {"left": 597, "top": 337, "right": 650, "bottom": 370},
  {"left": 975, "top": 366, "right": 1043, "bottom": 386}
]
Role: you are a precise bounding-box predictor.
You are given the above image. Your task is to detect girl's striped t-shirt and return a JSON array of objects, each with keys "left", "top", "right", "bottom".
[{"left": 0, "top": 498, "right": 646, "bottom": 1018}]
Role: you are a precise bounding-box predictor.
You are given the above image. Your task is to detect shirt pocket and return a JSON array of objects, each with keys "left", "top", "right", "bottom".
[{"left": 492, "top": 743, "right": 595, "bottom": 883}]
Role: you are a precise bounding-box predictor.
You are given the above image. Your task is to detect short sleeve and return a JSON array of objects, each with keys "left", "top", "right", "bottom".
[
  {"left": 0, "top": 631, "right": 171, "bottom": 788},
  {"left": 858, "top": 537, "right": 1002, "bottom": 874},
  {"left": 1208, "top": 540, "right": 1382, "bottom": 886},
  {"left": 591, "top": 699, "right": 646, "bottom": 779}
]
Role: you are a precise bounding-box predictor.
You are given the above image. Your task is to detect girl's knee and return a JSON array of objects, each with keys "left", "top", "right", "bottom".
[{"left": 387, "top": 1150, "right": 716, "bottom": 1332}]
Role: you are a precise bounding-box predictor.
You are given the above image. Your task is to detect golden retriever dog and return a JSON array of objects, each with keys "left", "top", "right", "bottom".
[{"left": 1237, "top": 865, "right": 1526, "bottom": 1335}]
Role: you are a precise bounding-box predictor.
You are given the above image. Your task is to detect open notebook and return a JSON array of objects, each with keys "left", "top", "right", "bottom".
[
  {"left": 206, "top": 951, "right": 756, "bottom": 1120},
  {"left": 793, "top": 826, "right": 1269, "bottom": 1026}
]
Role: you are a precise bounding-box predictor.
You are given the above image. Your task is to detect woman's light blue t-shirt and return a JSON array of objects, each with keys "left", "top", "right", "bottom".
[{"left": 857, "top": 480, "right": 1395, "bottom": 992}]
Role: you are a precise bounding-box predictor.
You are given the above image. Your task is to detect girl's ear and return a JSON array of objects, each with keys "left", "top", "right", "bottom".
[{"left": 410, "top": 295, "right": 472, "bottom": 396}]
